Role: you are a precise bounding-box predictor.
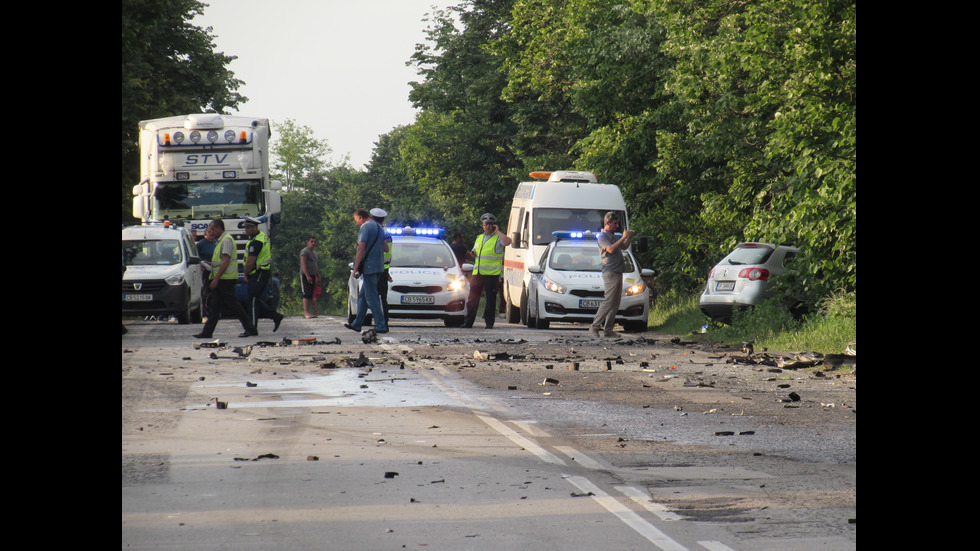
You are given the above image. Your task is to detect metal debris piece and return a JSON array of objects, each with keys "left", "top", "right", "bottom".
[{"left": 346, "top": 352, "right": 373, "bottom": 367}]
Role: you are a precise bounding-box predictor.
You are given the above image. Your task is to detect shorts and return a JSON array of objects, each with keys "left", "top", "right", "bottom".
[{"left": 301, "top": 275, "right": 317, "bottom": 299}]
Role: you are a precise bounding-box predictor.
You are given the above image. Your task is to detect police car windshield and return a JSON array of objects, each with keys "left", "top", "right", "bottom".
[
  {"left": 549, "top": 243, "right": 636, "bottom": 272},
  {"left": 123, "top": 239, "right": 184, "bottom": 266},
  {"left": 154, "top": 180, "right": 264, "bottom": 220},
  {"left": 390, "top": 242, "right": 455, "bottom": 269}
]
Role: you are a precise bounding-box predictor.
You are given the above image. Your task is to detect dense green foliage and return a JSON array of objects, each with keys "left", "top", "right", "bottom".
[
  {"left": 121, "top": 0, "right": 245, "bottom": 224},
  {"left": 123, "top": 0, "right": 855, "bottom": 317}
]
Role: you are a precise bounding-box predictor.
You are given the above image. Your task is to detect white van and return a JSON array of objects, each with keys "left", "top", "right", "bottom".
[
  {"left": 502, "top": 171, "right": 629, "bottom": 325},
  {"left": 122, "top": 223, "right": 204, "bottom": 324}
]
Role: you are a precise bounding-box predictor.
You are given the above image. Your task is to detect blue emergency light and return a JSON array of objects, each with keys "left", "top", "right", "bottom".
[
  {"left": 387, "top": 226, "right": 444, "bottom": 237},
  {"left": 552, "top": 230, "right": 622, "bottom": 240}
]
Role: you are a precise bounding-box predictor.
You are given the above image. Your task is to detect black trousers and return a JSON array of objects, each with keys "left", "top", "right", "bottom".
[
  {"left": 464, "top": 273, "right": 499, "bottom": 328},
  {"left": 247, "top": 270, "right": 279, "bottom": 326},
  {"left": 199, "top": 279, "right": 255, "bottom": 337}
]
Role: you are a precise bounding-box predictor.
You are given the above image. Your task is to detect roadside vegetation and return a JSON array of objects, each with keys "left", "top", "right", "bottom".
[
  {"left": 649, "top": 289, "right": 856, "bottom": 356},
  {"left": 123, "top": 0, "right": 855, "bottom": 324}
]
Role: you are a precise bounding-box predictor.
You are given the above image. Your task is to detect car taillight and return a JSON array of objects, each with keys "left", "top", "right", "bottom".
[
  {"left": 708, "top": 268, "right": 715, "bottom": 279},
  {"left": 738, "top": 268, "right": 769, "bottom": 281}
]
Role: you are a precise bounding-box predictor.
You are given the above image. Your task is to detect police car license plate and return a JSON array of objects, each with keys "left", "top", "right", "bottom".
[
  {"left": 579, "top": 299, "right": 602, "bottom": 308},
  {"left": 124, "top": 294, "right": 153, "bottom": 302},
  {"left": 715, "top": 281, "right": 736, "bottom": 292},
  {"left": 401, "top": 296, "right": 434, "bottom": 304}
]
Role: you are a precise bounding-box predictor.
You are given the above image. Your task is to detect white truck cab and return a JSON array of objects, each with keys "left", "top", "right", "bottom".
[
  {"left": 502, "top": 171, "right": 630, "bottom": 325},
  {"left": 122, "top": 222, "right": 203, "bottom": 324}
]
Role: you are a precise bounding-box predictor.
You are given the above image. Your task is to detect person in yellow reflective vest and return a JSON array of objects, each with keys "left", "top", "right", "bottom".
[
  {"left": 194, "top": 218, "right": 257, "bottom": 339},
  {"left": 243, "top": 217, "right": 284, "bottom": 333},
  {"left": 462, "top": 213, "right": 512, "bottom": 328}
]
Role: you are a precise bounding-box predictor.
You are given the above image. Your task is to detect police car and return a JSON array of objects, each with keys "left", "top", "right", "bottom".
[
  {"left": 524, "top": 231, "right": 654, "bottom": 331},
  {"left": 347, "top": 227, "right": 472, "bottom": 326}
]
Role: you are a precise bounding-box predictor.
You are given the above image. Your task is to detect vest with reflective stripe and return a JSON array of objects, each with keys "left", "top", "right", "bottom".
[
  {"left": 246, "top": 231, "right": 272, "bottom": 275},
  {"left": 473, "top": 233, "right": 503, "bottom": 276},
  {"left": 211, "top": 232, "right": 239, "bottom": 280}
]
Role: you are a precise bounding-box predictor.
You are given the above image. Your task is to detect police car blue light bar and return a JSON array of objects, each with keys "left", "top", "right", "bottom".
[
  {"left": 553, "top": 230, "right": 595, "bottom": 239},
  {"left": 552, "top": 230, "right": 623, "bottom": 240},
  {"left": 387, "top": 226, "right": 444, "bottom": 237}
]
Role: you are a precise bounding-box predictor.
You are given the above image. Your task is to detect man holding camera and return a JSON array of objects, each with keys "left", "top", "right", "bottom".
[
  {"left": 462, "top": 213, "right": 512, "bottom": 329},
  {"left": 590, "top": 211, "right": 635, "bottom": 337}
]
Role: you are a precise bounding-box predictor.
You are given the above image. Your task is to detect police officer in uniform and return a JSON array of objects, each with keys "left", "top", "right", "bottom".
[
  {"left": 194, "top": 218, "right": 257, "bottom": 339},
  {"left": 242, "top": 216, "right": 284, "bottom": 333},
  {"left": 370, "top": 208, "right": 392, "bottom": 320},
  {"left": 462, "top": 213, "right": 511, "bottom": 328}
]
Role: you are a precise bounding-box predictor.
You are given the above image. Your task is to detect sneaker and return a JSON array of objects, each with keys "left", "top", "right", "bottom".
[
  {"left": 589, "top": 326, "right": 600, "bottom": 337},
  {"left": 344, "top": 323, "right": 361, "bottom": 332},
  {"left": 602, "top": 331, "right": 621, "bottom": 338}
]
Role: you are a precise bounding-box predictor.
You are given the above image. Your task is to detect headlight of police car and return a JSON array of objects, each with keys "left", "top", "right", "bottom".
[
  {"left": 448, "top": 278, "right": 465, "bottom": 292},
  {"left": 624, "top": 281, "right": 646, "bottom": 296},
  {"left": 543, "top": 278, "right": 566, "bottom": 294},
  {"left": 165, "top": 272, "right": 187, "bottom": 286}
]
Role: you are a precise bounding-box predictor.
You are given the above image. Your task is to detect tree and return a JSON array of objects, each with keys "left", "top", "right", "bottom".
[
  {"left": 271, "top": 119, "right": 332, "bottom": 192},
  {"left": 122, "top": 0, "right": 245, "bottom": 223}
]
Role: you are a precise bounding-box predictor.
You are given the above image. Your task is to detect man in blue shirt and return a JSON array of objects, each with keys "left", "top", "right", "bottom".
[{"left": 345, "top": 208, "right": 389, "bottom": 333}]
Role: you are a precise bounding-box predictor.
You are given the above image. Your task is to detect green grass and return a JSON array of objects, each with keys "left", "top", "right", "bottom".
[{"left": 648, "top": 289, "right": 856, "bottom": 355}]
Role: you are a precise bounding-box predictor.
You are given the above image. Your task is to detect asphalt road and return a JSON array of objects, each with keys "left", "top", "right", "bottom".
[{"left": 122, "top": 314, "right": 856, "bottom": 550}]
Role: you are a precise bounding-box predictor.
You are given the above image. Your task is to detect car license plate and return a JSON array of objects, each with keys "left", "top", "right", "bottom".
[
  {"left": 124, "top": 294, "right": 153, "bottom": 302},
  {"left": 401, "top": 295, "right": 434, "bottom": 304},
  {"left": 715, "top": 281, "right": 735, "bottom": 292},
  {"left": 579, "top": 299, "right": 602, "bottom": 308}
]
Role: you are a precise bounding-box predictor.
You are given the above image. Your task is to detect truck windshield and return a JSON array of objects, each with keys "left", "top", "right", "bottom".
[
  {"left": 531, "top": 208, "right": 626, "bottom": 245},
  {"left": 123, "top": 239, "right": 184, "bottom": 266},
  {"left": 153, "top": 180, "right": 264, "bottom": 220}
]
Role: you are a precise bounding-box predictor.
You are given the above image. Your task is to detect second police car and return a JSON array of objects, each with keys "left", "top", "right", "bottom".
[
  {"left": 348, "top": 227, "right": 473, "bottom": 327},
  {"left": 524, "top": 231, "right": 655, "bottom": 332}
]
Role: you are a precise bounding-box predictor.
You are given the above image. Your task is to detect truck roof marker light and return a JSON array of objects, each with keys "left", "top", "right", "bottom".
[
  {"left": 529, "top": 171, "right": 552, "bottom": 179},
  {"left": 163, "top": 133, "right": 171, "bottom": 146},
  {"left": 239, "top": 131, "right": 248, "bottom": 144}
]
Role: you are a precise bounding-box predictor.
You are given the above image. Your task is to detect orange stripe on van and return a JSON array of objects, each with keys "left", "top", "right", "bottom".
[{"left": 504, "top": 260, "right": 525, "bottom": 270}]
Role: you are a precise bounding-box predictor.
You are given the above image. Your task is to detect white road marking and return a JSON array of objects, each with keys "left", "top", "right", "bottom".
[
  {"left": 697, "top": 542, "right": 737, "bottom": 551},
  {"left": 615, "top": 485, "right": 685, "bottom": 521},
  {"left": 564, "top": 476, "right": 690, "bottom": 551},
  {"left": 554, "top": 446, "right": 605, "bottom": 470},
  {"left": 475, "top": 413, "right": 567, "bottom": 466}
]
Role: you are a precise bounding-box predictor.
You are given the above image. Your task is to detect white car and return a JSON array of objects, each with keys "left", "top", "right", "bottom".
[
  {"left": 122, "top": 223, "right": 204, "bottom": 324},
  {"left": 348, "top": 229, "right": 472, "bottom": 327},
  {"left": 524, "top": 231, "right": 654, "bottom": 332},
  {"left": 699, "top": 242, "right": 800, "bottom": 323}
]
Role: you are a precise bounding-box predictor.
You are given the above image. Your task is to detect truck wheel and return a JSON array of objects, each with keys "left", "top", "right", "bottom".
[{"left": 505, "top": 288, "right": 520, "bottom": 324}]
